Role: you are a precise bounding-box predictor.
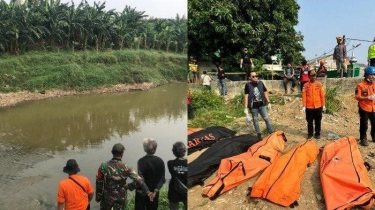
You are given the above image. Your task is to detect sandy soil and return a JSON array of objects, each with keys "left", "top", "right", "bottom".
[{"left": 188, "top": 93, "right": 375, "bottom": 210}]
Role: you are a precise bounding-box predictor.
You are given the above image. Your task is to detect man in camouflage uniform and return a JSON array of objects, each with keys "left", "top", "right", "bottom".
[{"left": 96, "top": 143, "right": 149, "bottom": 210}]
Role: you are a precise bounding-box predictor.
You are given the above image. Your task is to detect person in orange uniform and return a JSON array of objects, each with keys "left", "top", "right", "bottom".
[
  {"left": 302, "top": 70, "right": 326, "bottom": 139},
  {"left": 355, "top": 66, "right": 375, "bottom": 146},
  {"left": 57, "top": 159, "right": 94, "bottom": 210}
]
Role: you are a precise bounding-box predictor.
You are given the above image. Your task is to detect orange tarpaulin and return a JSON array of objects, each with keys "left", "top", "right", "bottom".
[
  {"left": 250, "top": 140, "right": 319, "bottom": 207},
  {"left": 201, "top": 130, "right": 287, "bottom": 199},
  {"left": 320, "top": 137, "right": 375, "bottom": 210}
]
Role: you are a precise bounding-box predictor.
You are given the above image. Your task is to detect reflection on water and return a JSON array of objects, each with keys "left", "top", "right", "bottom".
[
  {"left": 0, "top": 83, "right": 187, "bottom": 209},
  {"left": 0, "top": 83, "right": 186, "bottom": 150}
]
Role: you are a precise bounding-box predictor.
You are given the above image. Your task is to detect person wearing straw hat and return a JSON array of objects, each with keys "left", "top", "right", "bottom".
[
  {"left": 333, "top": 36, "right": 347, "bottom": 78},
  {"left": 57, "top": 159, "right": 94, "bottom": 210}
]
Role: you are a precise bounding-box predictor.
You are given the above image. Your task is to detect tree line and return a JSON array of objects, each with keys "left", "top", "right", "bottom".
[
  {"left": 188, "top": 0, "right": 305, "bottom": 68},
  {"left": 0, "top": 0, "right": 187, "bottom": 54}
]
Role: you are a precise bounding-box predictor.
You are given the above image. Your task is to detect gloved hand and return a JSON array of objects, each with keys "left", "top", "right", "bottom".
[
  {"left": 244, "top": 108, "right": 249, "bottom": 115},
  {"left": 267, "top": 103, "right": 272, "bottom": 110},
  {"left": 245, "top": 114, "right": 252, "bottom": 126},
  {"left": 322, "top": 106, "right": 326, "bottom": 112},
  {"left": 369, "top": 94, "right": 375, "bottom": 100},
  {"left": 301, "top": 106, "right": 306, "bottom": 112},
  {"left": 240, "top": 64, "right": 243, "bottom": 69}
]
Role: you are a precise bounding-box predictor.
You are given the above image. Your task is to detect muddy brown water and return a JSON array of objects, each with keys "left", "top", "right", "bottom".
[{"left": 0, "top": 83, "right": 187, "bottom": 209}]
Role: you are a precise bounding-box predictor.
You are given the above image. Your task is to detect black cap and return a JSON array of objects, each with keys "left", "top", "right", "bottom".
[{"left": 63, "top": 159, "right": 80, "bottom": 174}]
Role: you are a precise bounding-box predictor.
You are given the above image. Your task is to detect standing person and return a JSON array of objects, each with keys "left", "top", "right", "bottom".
[
  {"left": 200, "top": 70, "right": 212, "bottom": 90},
  {"left": 187, "top": 89, "right": 193, "bottom": 119},
  {"left": 317, "top": 60, "right": 327, "bottom": 77},
  {"left": 168, "top": 141, "right": 188, "bottom": 210},
  {"left": 96, "top": 143, "right": 148, "bottom": 210},
  {"left": 368, "top": 37, "right": 375, "bottom": 67},
  {"left": 333, "top": 36, "right": 347, "bottom": 78},
  {"left": 244, "top": 72, "right": 273, "bottom": 139},
  {"left": 56, "top": 159, "right": 94, "bottom": 210},
  {"left": 135, "top": 138, "right": 166, "bottom": 210},
  {"left": 282, "top": 63, "right": 297, "bottom": 94},
  {"left": 217, "top": 66, "right": 227, "bottom": 96},
  {"left": 302, "top": 70, "right": 326, "bottom": 140},
  {"left": 355, "top": 66, "right": 375, "bottom": 146},
  {"left": 189, "top": 56, "right": 198, "bottom": 83},
  {"left": 240, "top": 48, "right": 253, "bottom": 80},
  {"left": 299, "top": 60, "right": 310, "bottom": 92}
]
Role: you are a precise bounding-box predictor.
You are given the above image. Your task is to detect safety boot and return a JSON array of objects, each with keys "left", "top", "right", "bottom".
[{"left": 360, "top": 139, "right": 369, "bottom": 146}]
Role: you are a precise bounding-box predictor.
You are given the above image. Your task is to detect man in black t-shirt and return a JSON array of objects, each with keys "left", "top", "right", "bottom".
[
  {"left": 168, "top": 142, "right": 187, "bottom": 210},
  {"left": 217, "top": 66, "right": 227, "bottom": 96},
  {"left": 240, "top": 48, "right": 253, "bottom": 80},
  {"left": 244, "top": 72, "right": 273, "bottom": 139}
]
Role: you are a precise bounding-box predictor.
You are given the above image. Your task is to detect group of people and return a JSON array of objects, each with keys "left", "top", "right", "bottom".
[
  {"left": 57, "top": 140, "right": 187, "bottom": 210},
  {"left": 189, "top": 56, "right": 228, "bottom": 97},
  {"left": 282, "top": 59, "right": 326, "bottom": 94},
  {"left": 244, "top": 69, "right": 325, "bottom": 140}
]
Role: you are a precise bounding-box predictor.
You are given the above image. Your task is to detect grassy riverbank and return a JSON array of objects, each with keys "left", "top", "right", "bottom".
[{"left": 0, "top": 50, "right": 186, "bottom": 93}]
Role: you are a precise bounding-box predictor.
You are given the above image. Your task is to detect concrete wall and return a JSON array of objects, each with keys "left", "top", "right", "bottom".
[{"left": 191, "top": 77, "right": 363, "bottom": 96}]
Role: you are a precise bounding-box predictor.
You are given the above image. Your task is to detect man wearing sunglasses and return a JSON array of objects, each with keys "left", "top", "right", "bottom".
[{"left": 244, "top": 72, "right": 273, "bottom": 139}]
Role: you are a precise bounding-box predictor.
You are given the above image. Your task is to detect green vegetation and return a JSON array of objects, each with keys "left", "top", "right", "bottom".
[
  {"left": 188, "top": 0, "right": 304, "bottom": 68},
  {"left": 0, "top": 0, "right": 187, "bottom": 54},
  {"left": 0, "top": 50, "right": 186, "bottom": 92},
  {"left": 125, "top": 186, "right": 185, "bottom": 210},
  {"left": 325, "top": 86, "right": 342, "bottom": 114}
]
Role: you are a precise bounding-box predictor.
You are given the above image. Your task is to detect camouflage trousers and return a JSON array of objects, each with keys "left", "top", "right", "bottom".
[{"left": 100, "top": 200, "right": 126, "bottom": 210}]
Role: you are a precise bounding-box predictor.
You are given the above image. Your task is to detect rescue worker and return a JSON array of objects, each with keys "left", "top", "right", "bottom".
[
  {"left": 355, "top": 66, "right": 375, "bottom": 146},
  {"left": 368, "top": 37, "right": 375, "bottom": 67},
  {"left": 302, "top": 70, "right": 326, "bottom": 139},
  {"left": 96, "top": 143, "right": 149, "bottom": 210},
  {"left": 333, "top": 36, "right": 347, "bottom": 78},
  {"left": 244, "top": 72, "right": 273, "bottom": 139}
]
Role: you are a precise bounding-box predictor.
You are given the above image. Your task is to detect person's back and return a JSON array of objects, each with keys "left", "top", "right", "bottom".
[
  {"left": 57, "top": 159, "right": 94, "bottom": 210},
  {"left": 138, "top": 155, "right": 165, "bottom": 191},
  {"left": 57, "top": 174, "right": 93, "bottom": 210}
]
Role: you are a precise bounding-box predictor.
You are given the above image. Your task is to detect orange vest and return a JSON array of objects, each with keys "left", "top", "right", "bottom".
[
  {"left": 250, "top": 140, "right": 319, "bottom": 207},
  {"left": 302, "top": 81, "right": 325, "bottom": 109},
  {"left": 201, "top": 131, "right": 287, "bottom": 199},
  {"left": 355, "top": 80, "right": 375, "bottom": 112},
  {"left": 320, "top": 137, "right": 375, "bottom": 210}
]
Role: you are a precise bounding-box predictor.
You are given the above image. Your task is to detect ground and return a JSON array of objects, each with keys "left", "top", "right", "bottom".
[
  {"left": 188, "top": 93, "right": 375, "bottom": 210},
  {"left": 0, "top": 83, "right": 155, "bottom": 108}
]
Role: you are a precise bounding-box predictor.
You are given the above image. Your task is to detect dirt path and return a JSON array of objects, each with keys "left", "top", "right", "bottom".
[{"left": 188, "top": 94, "right": 375, "bottom": 210}]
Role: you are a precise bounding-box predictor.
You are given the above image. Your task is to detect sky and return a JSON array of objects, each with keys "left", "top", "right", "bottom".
[{"left": 295, "top": 0, "right": 374, "bottom": 64}]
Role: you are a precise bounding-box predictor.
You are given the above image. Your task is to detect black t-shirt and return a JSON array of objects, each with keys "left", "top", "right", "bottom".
[
  {"left": 217, "top": 69, "right": 226, "bottom": 80},
  {"left": 137, "top": 155, "right": 165, "bottom": 193},
  {"left": 244, "top": 82, "right": 267, "bottom": 108},
  {"left": 167, "top": 158, "right": 187, "bottom": 202},
  {"left": 241, "top": 54, "right": 252, "bottom": 64}
]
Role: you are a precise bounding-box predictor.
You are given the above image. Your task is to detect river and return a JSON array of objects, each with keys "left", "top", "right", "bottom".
[{"left": 0, "top": 83, "right": 187, "bottom": 209}]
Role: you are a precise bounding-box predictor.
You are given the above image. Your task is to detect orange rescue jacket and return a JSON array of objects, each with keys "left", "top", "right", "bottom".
[
  {"left": 201, "top": 131, "right": 287, "bottom": 199},
  {"left": 320, "top": 137, "right": 375, "bottom": 210},
  {"left": 355, "top": 80, "right": 375, "bottom": 112},
  {"left": 250, "top": 140, "right": 319, "bottom": 207},
  {"left": 302, "top": 81, "right": 325, "bottom": 109}
]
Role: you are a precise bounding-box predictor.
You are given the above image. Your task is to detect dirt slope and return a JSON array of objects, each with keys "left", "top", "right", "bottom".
[{"left": 188, "top": 94, "right": 375, "bottom": 210}]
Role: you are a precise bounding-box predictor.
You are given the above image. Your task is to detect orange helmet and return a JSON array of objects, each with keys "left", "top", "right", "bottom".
[{"left": 319, "top": 60, "right": 325, "bottom": 65}]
